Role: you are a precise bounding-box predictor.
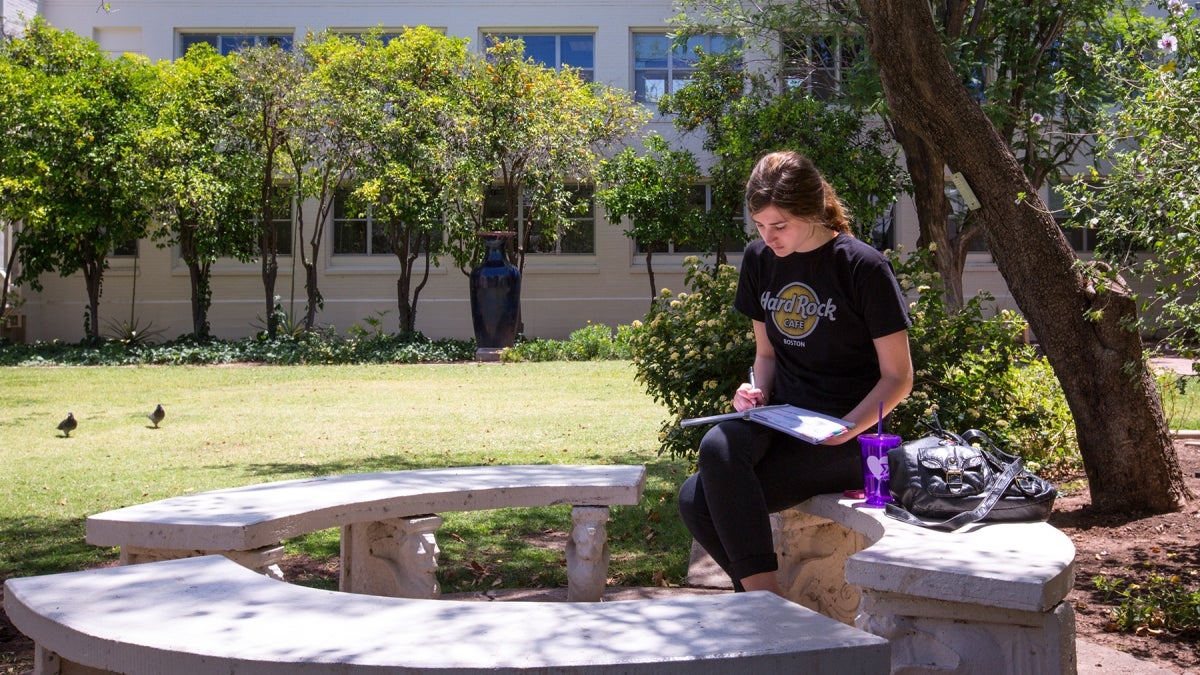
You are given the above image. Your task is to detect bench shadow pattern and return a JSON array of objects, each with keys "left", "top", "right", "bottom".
[{"left": 5, "top": 555, "right": 890, "bottom": 674}]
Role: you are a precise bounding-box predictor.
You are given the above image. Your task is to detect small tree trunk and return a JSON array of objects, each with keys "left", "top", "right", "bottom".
[
  {"left": 82, "top": 256, "right": 104, "bottom": 341},
  {"left": 859, "top": 0, "right": 1191, "bottom": 513}
]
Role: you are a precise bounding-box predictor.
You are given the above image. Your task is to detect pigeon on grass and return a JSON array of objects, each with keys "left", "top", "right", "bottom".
[{"left": 57, "top": 412, "right": 77, "bottom": 437}]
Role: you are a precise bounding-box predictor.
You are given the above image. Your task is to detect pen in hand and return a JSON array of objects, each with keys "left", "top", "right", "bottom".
[{"left": 748, "top": 367, "right": 762, "bottom": 408}]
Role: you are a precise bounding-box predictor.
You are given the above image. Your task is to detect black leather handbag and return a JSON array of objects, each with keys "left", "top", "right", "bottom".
[{"left": 885, "top": 423, "right": 1057, "bottom": 532}]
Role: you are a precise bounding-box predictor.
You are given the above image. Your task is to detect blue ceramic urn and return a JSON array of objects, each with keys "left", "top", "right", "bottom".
[{"left": 469, "top": 232, "right": 521, "bottom": 349}]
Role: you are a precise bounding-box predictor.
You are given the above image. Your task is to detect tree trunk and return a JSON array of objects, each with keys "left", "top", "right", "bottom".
[
  {"left": 859, "top": 0, "right": 1190, "bottom": 513},
  {"left": 187, "top": 261, "right": 211, "bottom": 339},
  {"left": 179, "top": 223, "right": 211, "bottom": 339},
  {"left": 891, "top": 122, "right": 966, "bottom": 308},
  {"left": 82, "top": 255, "right": 104, "bottom": 342}
]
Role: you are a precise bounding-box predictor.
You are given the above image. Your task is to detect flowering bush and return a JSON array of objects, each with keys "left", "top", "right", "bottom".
[
  {"left": 627, "top": 257, "right": 754, "bottom": 459},
  {"left": 630, "top": 251, "right": 1079, "bottom": 472}
]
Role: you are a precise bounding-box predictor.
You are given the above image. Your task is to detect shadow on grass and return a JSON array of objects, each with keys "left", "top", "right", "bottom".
[{"left": 0, "top": 515, "right": 109, "bottom": 582}]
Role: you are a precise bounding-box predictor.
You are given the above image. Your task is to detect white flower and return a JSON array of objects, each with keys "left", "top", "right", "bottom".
[
  {"left": 1082, "top": 42, "right": 1095, "bottom": 56},
  {"left": 1159, "top": 33, "right": 1179, "bottom": 53},
  {"left": 1168, "top": 0, "right": 1189, "bottom": 16},
  {"left": 1030, "top": 112, "right": 1045, "bottom": 125}
]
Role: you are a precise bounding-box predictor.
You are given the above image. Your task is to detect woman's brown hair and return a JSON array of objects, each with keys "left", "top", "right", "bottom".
[{"left": 745, "top": 151, "right": 852, "bottom": 234}]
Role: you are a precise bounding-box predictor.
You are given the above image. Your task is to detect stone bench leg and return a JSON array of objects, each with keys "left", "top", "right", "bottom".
[
  {"left": 566, "top": 505, "right": 610, "bottom": 602},
  {"left": 771, "top": 509, "right": 863, "bottom": 625},
  {"left": 119, "top": 545, "right": 285, "bottom": 581},
  {"left": 857, "top": 592, "right": 1077, "bottom": 674},
  {"left": 341, "top": 514, "right": 443, "bottom": 598}
]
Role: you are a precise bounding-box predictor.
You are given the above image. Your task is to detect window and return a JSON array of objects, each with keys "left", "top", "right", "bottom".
[
  {"left": 178, "top": 32, "right": 294, "bottom": 57},
  {"left": 636, "top": 184, "right": 745, "bottom": 254},
  {"left": 633, "top": 33, "right": 739, "bottom": 106},
  {"left": 484, "top": 186, "right": 595, "bottom": 255},
  {"left": 333, "top": 189, "right": 392, "bottom": 256},
  {"left": 487, "top": 33, "right": 594, "bottom": 81},
  {"left": 240, "top": 194, "right": 293, "bottom": 257},
  {"left": 782, "top": 34, "right": 862, "bottom": 99},
  {"left": 869, "top": 202, "right": 897, "bottom": 252},
  {"left": 111, "top": 239, "right": 139, "bottom": 258}
]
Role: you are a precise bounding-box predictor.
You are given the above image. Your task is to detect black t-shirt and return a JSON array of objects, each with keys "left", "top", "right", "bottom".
[{"left": 734, "top": 235, "right": 911, "bottom": 418}]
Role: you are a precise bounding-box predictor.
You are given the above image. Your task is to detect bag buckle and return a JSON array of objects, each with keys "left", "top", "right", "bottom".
[{"left": 945, "top": 468, "right": 964, "bottom": 488}]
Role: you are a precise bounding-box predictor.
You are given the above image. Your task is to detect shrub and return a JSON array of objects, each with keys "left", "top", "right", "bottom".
[
  {"left": 628, "top": 251, "right": 1080, "bottom": 467},
  {"left": 501, "top": 323, "right": 632, "bottom": 362},
  {"left": 627, "top": 257, "right": 753, "bottom": 459}
]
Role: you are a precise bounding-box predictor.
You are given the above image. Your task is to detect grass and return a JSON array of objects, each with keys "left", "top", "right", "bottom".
[
  {"left": 1160, "top": 372, "right": 1200, "bottom": 431},
  {"left": 0, "top": 362, "right": 693, "bottom": 593}
]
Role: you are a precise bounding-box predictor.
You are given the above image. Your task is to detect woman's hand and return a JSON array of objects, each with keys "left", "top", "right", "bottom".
[{"left": 733, "top": 382, "right": 766, "bottom": 412}]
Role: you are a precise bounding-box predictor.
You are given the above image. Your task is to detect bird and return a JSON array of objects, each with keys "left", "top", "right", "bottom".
[
  {"left": 147, "top": 404, "right": 165, "bottom": 428},
  {"left": 57, "top": 412, "right": 77, "bottom": 437}
]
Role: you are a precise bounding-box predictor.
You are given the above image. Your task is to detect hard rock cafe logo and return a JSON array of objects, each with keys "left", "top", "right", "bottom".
[{"left": 761, "top": 283, "right": 836, "bottom": 339}]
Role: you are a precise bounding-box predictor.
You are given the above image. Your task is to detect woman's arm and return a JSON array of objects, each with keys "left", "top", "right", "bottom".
[
  {"left": 821, "top": 329, "right": 914, "bottom": 445},
  {"left": 734, "top": 320, "right": 776, "bottom": 412}
]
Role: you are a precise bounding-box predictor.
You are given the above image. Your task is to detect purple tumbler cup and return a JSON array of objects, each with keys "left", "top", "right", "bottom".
[{"left": 858, "top": 433, "right": 902, "bottom": 507}]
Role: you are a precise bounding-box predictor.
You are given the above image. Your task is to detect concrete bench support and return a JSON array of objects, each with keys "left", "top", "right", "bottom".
[
  {"left": 86, "top": 465, "right": 646, "bottom": 602},
  {"left": 4, "top": 555, "right": 891, "bottom": 675},
  {"left": 774, "top": 495, "right": 1077, "bottom": 675}
]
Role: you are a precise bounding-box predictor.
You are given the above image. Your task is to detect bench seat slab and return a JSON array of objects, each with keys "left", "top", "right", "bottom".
[
  {"left": 5, "top": 555, "right": 890, "bottom": 675},
  {"left": 86, "top": 465, "right": 646, "bottom": 551}
]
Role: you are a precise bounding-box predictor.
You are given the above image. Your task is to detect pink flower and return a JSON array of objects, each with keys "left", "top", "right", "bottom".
[
  {"left": 1159, "top": 33, "right": 1179, "bottom": 53},
  {"left": 1030, "top": 113, "right": 1045, "bottom": 126},
  {"left": 1167, "top": 0, "right": 1189, "bottom": 17}
]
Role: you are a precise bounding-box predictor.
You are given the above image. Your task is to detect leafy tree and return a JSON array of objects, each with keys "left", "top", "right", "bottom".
[
  {"left": 307, "top": 27, "right": 470, "bottom": 335},
  {"left": 673, "top": 0, "right": 1115, "bottom": 308},
  {"left": 449, "top": 38, "right": 649, "bottom": 275},
  {"left": 228, "top": 44, "right": 305, "bottom": 339},
  {"left": 140, "top": 43, "right": 260, "bottom": 338},
  {"left": 856, "top": 0, "right": 1189, "bottom": 512},
  {"left": 287, "top": 33, "right": 370, "bottom": 331},
  {"left": 0, "top": 33, "right": 39, "bottom": 327},
  {"left": 660, "top": 50, "right": 906, "bottom": 257},
  {"left": 1062, "top": 2, "right": 1200, "bottom": 358},
  {"left": 3, "top": 18, "right": 154, "bottom": 341},
  {"left": 595, "top": 133, "right": 704, "bottom": 301}
]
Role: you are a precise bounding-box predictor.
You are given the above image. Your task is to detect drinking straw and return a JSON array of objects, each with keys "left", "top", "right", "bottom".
[{"left": 878, "top": 401, "right": 884, "bottom": 436}]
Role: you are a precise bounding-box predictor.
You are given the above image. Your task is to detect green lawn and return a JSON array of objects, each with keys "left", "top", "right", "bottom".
[{"left": 0, "top": 362, "right": 693, "bottom": 592}]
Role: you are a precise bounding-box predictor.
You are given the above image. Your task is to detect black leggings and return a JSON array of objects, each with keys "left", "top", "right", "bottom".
[{"left": 677, "top": 419, "right": 862, "bottom": 590}]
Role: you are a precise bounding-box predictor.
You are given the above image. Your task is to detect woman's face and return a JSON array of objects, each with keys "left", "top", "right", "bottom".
[{"left": 750, "top": 205, "right": 824, "bottom": 256}]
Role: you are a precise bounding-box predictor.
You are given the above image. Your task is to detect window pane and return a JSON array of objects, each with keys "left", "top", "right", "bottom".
[
  {"left": 370, "top": 221, "right": 393, "bottom": 256},
  {"left": 334, "top": 221, "right": 368, "bottom": 254},
  {"left": 635, "top": 72, "right": 667, "bottom": 104},
  {"left": 264, "top": 35, "right": 293, "bottom": 51},
  {"left": 273, "top": 220, "right": 292, "bottom": 256},
  {"left": 219, "top": 35, "right": 255, "bottom": 54},
  {"left": 180, "top": 34, "right": 216, "bottom": 56},
  {"left": 634, "top": 34, "right": 669, "bottom": 69},
  {"left": 518, "top": 35, "right": 557, "bottom": 67},
  {"left": 561, "top": 35, "right": 594, "bottom": 69}
]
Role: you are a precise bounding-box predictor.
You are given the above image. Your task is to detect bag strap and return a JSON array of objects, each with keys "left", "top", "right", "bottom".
[{"left": 885, "top": 445, "right": 1027, "bottom": 532}]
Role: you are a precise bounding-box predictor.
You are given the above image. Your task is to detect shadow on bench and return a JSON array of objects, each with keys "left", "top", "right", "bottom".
[{"left": 4, "top": 555, "right": 890, "bottom": 675}]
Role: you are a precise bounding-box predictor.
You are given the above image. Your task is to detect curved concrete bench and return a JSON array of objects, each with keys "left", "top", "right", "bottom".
[
  {"left": 768, "top": 494, "right": 1077, "bottom": 674},
  {"left": 86, "top": 464, "right": 646, "bottom": 601},
  {"left": 4, "top": 555, "right": 891, "bottom": 675}
]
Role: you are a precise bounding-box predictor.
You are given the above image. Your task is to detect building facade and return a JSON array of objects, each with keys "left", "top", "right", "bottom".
[{"left": 8, "top": 0, "right": 1034, "bottom": 343}]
